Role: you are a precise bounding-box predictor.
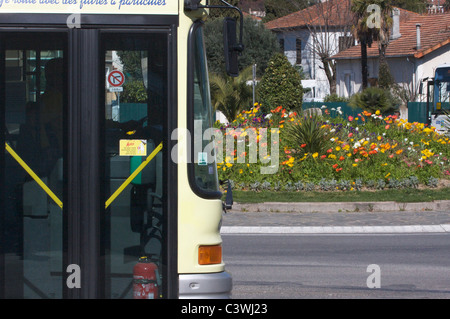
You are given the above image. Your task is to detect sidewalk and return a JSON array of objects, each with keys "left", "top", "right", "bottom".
[{"left": 221, "top": 200, "right": 450, "bottom": 234}]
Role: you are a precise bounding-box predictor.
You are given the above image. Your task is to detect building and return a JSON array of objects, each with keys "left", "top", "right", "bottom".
[
  {"left": 265, "top": 0, "right": 355, "bottom": 101},
  {"left": 332, "top": 8, "right": 450, "bottom": 108}
]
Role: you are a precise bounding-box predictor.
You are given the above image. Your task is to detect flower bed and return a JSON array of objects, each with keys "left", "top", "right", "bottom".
[{"left": 215, "top": 104, "right": 450, "bottom": 192}]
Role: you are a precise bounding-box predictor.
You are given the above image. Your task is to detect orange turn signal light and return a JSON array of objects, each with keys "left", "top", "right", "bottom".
[{"left": 198, "top": 245, "right": 222, "bottom": 265}]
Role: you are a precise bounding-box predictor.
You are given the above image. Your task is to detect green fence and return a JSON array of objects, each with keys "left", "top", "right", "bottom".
[
  {"left": 302, "top": 102, "right": 363, "bottom": 119},
  {"left": 119, "top": 103, "right": 147, "bottom": 123},
  {"left": 407, "top": 102, "right": 427, "bottom": 124}
]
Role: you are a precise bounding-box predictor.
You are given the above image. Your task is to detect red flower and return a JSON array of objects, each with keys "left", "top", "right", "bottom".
[
  {"left": 301, "top": 144, "right": 307, "bottom": 148},
  {"left": 332, "top": 164, "right": 339, "bottom": 169}
]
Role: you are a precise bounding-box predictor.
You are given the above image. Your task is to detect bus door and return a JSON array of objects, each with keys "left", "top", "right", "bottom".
[
  {"left": 0, "top": 32, "right": 66, "bottom": 298},
  {"left": 101, "top": 31, "right": 175, "bottom": 299},
  {"left": 0, "top": 27, "right": 176, "bottom": 299}
]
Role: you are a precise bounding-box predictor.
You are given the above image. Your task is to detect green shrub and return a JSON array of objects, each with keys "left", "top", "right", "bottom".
[
  {"left": 349, "top": 87, "right": 399, "bottom": 114},
  {"left": 283, "top": 114, "right": 332, "bottom": 157},
  {"left": 258, "top": 53, "right": 303, "bottom": 113},
  {"left": 324, "top": 93, "right": 349, "bottom": 102}
]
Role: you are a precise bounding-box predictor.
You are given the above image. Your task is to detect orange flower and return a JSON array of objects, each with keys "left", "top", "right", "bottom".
[
  {"left": 336, "top": 167, "right": 343, "bottom": 172},
  {"left": 301, "top": 143, "right": 307, "bottom": 148},
  {"left": 339, "top": 156, "right": 345, "bottom": 161},
  {"left": 332, "top": 163, "right": 339, "bottom": 169}
]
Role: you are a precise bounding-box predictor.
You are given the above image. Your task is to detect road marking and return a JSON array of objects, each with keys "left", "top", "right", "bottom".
[{"left": 221, "top": 224, "right": 450, "bottom": 234}]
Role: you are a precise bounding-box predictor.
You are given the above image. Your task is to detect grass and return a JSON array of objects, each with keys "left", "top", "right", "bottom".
[{"left": 226, "top": 187, "right": 450, "bottom": 204}]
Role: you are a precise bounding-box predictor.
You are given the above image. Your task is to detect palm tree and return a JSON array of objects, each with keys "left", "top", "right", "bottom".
[
  {"left": 209, "top": 66, "right": 253, "bottom": 122},
  {"left": 351, "top": 0, "right": 394, "bottom": 89},
  {"left": 376, "top": 1, "right": 394, "bottom": 88},
  {"left": 351, "top": 0, "right": 376, "bottom": 90}
]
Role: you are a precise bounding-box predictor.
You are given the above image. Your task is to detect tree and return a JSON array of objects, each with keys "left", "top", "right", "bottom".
[
  {"left": 209, "top": 66, "right": 253, "bottom": 122},
  {"left": 204, "top": 16, "right": 280, "bottom": 76},
  {"left": 391, "top": 0, "right": 427, "bottom": 13},
  {"left": 351, "top": 0, "right": 394, "bottom": 90},
  {"left": 445, "top": 0, "right": 450, "bottom": 11},
  {"left": 263, "top": 0, "right": 311, "bottom": 22},
  {"left": 296, "top": 0, "right": 354, "bottom": 95},
  {"left": 351, "top": 0, "right": 378, "bottom": 90},
  {"left": 209, "top": 0, "right": 240, "bottom": 19},
  {"left": 258, "top": 53, "right": 303, "bottom": 112},
  {"left": 374, "top": 1, "right": 395, "bottom": 91}
]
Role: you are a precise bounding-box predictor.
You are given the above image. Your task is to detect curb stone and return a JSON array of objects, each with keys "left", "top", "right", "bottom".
[{"left": 230, "top": 200, "right": 450, "bottom": 213}]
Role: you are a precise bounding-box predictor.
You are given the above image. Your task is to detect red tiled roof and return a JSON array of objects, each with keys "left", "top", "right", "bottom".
[
  {"left": 265, "top": 0, "right": 353, "bottom": 30},
  {"left": 332, "top": 11, "right": 450, "bottom": 59}
]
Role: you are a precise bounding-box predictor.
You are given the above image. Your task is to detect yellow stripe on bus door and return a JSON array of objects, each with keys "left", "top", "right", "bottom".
[
  {"left": 105, "top": 142, "right": 162, "bottom": 209},
  {"left": 5, "top": 142, "right": 63, "bottom": 209}
]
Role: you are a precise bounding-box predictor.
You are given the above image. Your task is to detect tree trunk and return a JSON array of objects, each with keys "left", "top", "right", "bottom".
[
  {"left": 360, "top": 38, "right": 368, "bottom": 90},
  {"left": 321, "top": 57, "right": 336, "bottom": 95}
]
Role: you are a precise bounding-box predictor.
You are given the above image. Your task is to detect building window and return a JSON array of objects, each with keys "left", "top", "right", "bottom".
[{"left": 296, "top": 38, "right": 302, "bottom": 65}]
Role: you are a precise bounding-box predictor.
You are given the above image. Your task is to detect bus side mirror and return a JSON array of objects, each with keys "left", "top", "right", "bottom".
[{"left": 223, "top": 18, "right": 241, "bottom": 77}]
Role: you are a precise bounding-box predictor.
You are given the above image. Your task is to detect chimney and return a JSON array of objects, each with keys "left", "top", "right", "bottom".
[
  {"left": 390, "top": 8, "right": 401, "bottom": 40},
  {"left": 416, "top": 23, "right": 421, "bottom": 50}
]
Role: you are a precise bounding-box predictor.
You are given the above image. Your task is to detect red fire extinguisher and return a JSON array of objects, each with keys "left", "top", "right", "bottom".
[{"left": 133, "top": 256, "right": 159, "bottom": 299}]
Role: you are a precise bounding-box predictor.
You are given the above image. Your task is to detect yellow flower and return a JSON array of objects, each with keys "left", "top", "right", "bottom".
[
  {"left": 335, "top": 146, "right": 341, "bottom": 151},
  {"left": 239, "top": 169, "right": 243, "bottom": 174},
  {"left": 312, "top": 152, "right": 318, "bottom": 158},
  {"left": 375, "top": 110, "right": 381, "bottom": 115},
  {"left": 226, "top": 163, "right": 233, "bottom": 168},
  {"left": 352, "top": 163, "right": 358, "bottom": 167},
  {"left": 385, "top": 173, "right": 391, "bottom": 178}
]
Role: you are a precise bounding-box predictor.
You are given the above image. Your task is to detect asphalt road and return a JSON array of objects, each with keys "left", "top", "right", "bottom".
[{"left": 222, "top": 233, "right": 450, "bottom": 299}]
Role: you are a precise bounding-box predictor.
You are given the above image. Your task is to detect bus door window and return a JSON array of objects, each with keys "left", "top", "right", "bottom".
[
  {"left": 103, "top": 33, "right": 167, "bottom": 299},
  {"left": 1, "top": 34, "right": 66, "bottom": 299}
]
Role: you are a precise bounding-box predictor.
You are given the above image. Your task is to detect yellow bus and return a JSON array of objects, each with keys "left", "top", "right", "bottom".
[{"left": 0, "top": 0, "right": 240, "bottom": 299}]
